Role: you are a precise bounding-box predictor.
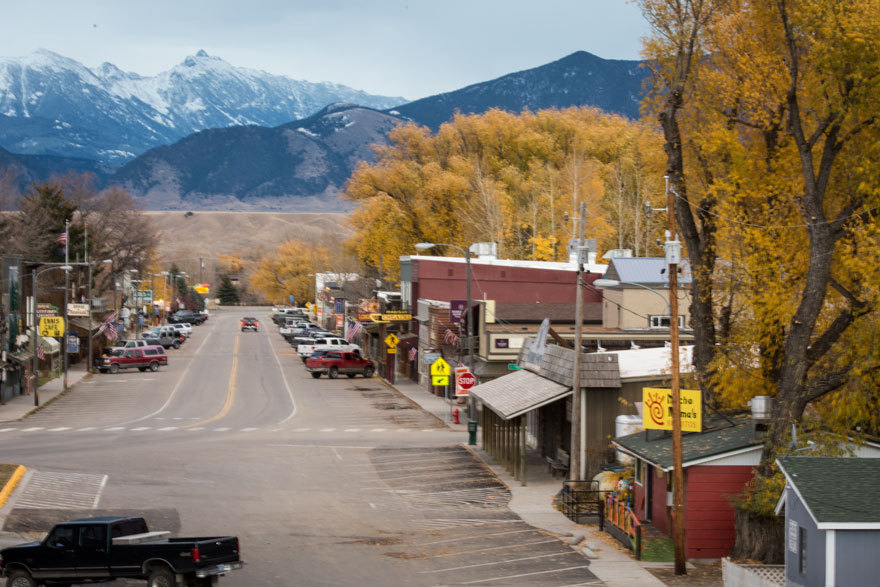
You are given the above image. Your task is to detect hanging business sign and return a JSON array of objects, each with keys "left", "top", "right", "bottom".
[
  {"left": 642, "top": 387, "right": 703, "bottom": 433},
  {"left": 37, "top": 303, "right": 59, "bottom": 317},
  {"left": 67, "top": 303, "right": 90, "bottom": 317},
  {"left": 449, "top": 300, "right": 467, "bottom": 323},
  {"left": 39, "top": 316, "right": 65, "bottom": 337}
]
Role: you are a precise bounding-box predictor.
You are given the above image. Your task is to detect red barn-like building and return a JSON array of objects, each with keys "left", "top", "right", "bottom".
[{"left": 612, "top": 413, "right": 761, "bottom": 559}]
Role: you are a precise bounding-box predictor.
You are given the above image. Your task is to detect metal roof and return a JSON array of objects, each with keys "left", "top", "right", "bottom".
[
  {"left": 470, "top": 369, "right": 571, "bottom": 421},
  {"left": 777, "top": 457, "right": 880, "bottom": 526},
  {"left": 604, "top": 257, "right": 692, "bottom": 286}
]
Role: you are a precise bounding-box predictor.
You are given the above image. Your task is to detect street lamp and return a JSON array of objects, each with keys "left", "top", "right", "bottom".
[
  {"left": 415, "top": 242, "right": 479, "bottom": 442},
  {"left": 414, "top": 242, "right": 474, "bottom": 372},
  {"left": 592, "top": 278, "right": 672, "bottom": 317},
  {"left": 31, "top": 263, "right": 72, "bottom": 405}
]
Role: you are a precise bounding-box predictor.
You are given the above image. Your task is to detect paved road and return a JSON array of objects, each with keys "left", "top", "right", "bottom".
[{"left": 0, "top": 308, "right": 600, "bottom": 586}]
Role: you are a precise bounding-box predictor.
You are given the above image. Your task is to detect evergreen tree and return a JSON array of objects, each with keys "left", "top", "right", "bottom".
[{"left": 217, "top": 275, "right": 240, "bottom": 305}]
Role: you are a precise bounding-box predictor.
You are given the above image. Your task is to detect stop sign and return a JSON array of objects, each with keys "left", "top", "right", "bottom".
[{"left": 458, "top": 371, "right": 476, "bottom": 389}]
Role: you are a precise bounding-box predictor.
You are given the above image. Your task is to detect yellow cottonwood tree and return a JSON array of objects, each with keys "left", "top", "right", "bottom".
[
  {"left": 249, "top": 239, "right": 330, "bottom": 304},
  {"left": 344, "top": 108, "right": 664, "bottom": 279}
]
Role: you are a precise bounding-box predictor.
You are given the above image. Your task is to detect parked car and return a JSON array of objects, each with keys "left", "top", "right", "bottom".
[
  {"left": 169, "top": 310, "right": 205, "bottom": 325},
  {"left": 305, "top": 351, "right": 375, "bottom": 379},
  {"left": 0, "top": 516, "right": 242, "bottom": 587},
  {"left": 168, "top": 323, "right": 192, "bottom": 338},
  {"left": 285, "top": 329, "right": 331, "bottom": 345},
  {"left": 143, "top": 327, "right": 184, "bottom": 349},
  {"left": 98, "top": 346, "right": 168, "bottom": 373},
  {"left": 109, "top": 339, "right": 152, "bottom": 352},
  {"left": 241, "top": 317, "right": 259, "bottom": 332},
  {"left": 297, "top": 337, "right": 360, "bottom": 359}
]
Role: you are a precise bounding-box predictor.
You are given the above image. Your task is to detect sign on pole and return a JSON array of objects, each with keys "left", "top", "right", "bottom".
[
  {"left": 430, "top": 357, "right": 451, "bottom": 386},
  {"left": 384, "top": 333, "right": 399, "bottom": 348},
  {"left": 455, "top": 367, "right": 475, "bottom": 396},
  {"left": 39, "top": 316, "right": 65, "bottom": 337},
  {"left": 642, "top": 387, "right": 703, "bottom": 432}
]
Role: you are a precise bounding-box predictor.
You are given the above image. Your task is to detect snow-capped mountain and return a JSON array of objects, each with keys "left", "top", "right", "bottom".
[{"left": 0, "top": 49, "right": 406, "bottom": 163}]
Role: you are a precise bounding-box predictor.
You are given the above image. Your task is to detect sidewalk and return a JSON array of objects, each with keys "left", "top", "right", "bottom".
[
  {"left": 389, "top": 376, "right": 668, "bottom": 587},
  {"left": 0, "top": 364, "right": 90, "bottom": 423}
]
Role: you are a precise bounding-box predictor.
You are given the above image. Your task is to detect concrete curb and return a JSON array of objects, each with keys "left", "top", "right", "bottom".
[{"left": 0, "top": 466, "right": 27, "bottom": 508}]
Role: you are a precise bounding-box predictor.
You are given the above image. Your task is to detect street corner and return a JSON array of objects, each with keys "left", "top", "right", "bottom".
[{"left": 0, "top": 465, "right": 27, "bottom": 508}]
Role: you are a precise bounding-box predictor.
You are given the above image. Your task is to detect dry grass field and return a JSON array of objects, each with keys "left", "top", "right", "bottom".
[{"left": 145, "top": 211, "right": 351, "bottom": 281}]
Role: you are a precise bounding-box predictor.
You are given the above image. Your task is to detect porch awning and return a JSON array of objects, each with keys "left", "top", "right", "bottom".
[{"left": 470, "top": 369, "right": 571, "bottom": 421}]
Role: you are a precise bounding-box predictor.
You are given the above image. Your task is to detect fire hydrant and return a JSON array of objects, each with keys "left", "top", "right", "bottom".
[{"left": 452, "top": 408, "right": 460, "bottom": 424}]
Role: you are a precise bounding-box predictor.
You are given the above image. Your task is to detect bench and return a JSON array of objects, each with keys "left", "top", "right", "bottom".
[{"left": 546, "top": 449, "right": 570, "bottom": 478}]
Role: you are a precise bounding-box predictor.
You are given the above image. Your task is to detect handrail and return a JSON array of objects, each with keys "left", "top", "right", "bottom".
[{"left": 603, "top": 493, "right": 643, "bottom": 560}]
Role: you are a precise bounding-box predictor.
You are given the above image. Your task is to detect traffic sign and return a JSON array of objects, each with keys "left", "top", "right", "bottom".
[
  {"left": 432, "top": 375, "right": 450, "bottom": 386},
  {"left": 430, "top": 357, "right": 450, "bottom": 377},
  {"left": 384, "top": 333, "right": 399, "bottom": 348},
  {"left": 458, "top": 371, "right": 476, "bottom": 390},
  {"left": 39, "top": 316, "right": 65, "bottom": 337}
]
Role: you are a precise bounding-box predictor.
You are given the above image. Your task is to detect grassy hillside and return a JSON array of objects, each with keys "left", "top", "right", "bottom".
[{"left": 146, "top": 211, "right": 351, "bottom": 286}]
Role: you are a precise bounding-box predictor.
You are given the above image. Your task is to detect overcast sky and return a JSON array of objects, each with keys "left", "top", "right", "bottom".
[{"left": 1, "top": 1, "right": 649, "bottom": 100}]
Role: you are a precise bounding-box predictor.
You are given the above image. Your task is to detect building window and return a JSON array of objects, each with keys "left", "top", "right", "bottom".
[
  {"left": 634, "top": 459, "right": 644, "bottom": 485},
  {"left": 649, "top": 315, "right": 685, "bottom": 329},
  {"left": 798, "top": 527, "right": 807, "bottom": 574}
]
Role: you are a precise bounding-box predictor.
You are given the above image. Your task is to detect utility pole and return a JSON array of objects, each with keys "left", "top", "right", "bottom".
[
  {"left": 569, "top": 202, "right": 586, "bottom": 481},
  {"left": 666, "top": 176, "right": 686, "bottom": 575},
  {"left": 62, "top": 220, "right": 69, "bottom": 392}
]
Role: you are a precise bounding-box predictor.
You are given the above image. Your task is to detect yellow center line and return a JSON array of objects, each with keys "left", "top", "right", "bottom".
[{"left": 185, "top": 334, "right": 239, "bottom": 428}]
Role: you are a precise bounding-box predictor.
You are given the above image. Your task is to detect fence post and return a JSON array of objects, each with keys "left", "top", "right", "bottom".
[{"left": 634, "top": 523, "right": 642, "bottom": 561}]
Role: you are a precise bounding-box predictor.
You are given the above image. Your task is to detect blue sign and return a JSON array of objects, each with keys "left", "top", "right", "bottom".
[
  {"left": 335, "top": 299, "right": 343, "bottom": 314},
  {"left": 67, "top": 334, "right": 79, "bottom": 353},
  {"left": 289, "top": 294, "right": 295, "bottom": 303}
]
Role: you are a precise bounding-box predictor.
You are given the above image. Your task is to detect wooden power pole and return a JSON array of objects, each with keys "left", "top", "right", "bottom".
[{"left": 667, "top": 178, "right": 686, "bottom": 575}]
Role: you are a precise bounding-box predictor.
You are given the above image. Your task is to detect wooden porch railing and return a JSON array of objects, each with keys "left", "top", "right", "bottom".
[{"left": 604, "top": 493, "right": 643, "bottom": 560}]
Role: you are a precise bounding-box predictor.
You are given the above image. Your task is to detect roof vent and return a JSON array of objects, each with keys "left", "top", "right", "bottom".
[{"left": 749, "top": 395, "right": 773, "bottom": 422}]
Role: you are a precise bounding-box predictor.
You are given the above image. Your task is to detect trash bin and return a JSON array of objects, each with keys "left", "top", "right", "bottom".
[{"left": 467, "top": 420, "right": 478, "bottom": 446}]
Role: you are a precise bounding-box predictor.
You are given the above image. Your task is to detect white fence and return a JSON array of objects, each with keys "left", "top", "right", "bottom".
[{"left": 722, "top": 557, "right": 784, "bottom": 587}]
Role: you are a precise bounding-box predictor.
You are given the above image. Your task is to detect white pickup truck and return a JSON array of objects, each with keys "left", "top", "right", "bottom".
[
  {"left": 279, "top": 320, "right": 322, "bottom": 337},
  {"left": 297, "top": 337, "right": 361, "bottom": 361}
]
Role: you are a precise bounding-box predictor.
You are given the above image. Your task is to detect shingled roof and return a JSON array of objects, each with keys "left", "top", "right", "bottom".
[
  {"left": 776, "top": 457, "right": 880, "bottom": 528},
  {"left": 612, "top": 413, "right": 760, "bottom": 471}
]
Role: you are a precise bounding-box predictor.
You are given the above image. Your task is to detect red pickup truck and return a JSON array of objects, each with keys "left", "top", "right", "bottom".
[
  {"left": 99, "top": 346, "right": 168, "bottom": 374},
  {"left": 305, "top": 351, "right": 375, "bottom": 379}
]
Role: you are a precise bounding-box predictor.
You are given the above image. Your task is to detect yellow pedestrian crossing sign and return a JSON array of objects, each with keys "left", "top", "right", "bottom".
[
  {"left": 431, "top": 357, "right": 451, "bottom": 386},
  {"left": 384, "top": 333, "right": 399, "bottom": 348},
  {"left": 430, "top": 357, "right": 450, "bottom": 376}
]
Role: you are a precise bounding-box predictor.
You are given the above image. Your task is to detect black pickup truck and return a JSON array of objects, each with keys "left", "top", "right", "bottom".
[{"left": 0, "top": 516, "right": 242, "bottom": 587}]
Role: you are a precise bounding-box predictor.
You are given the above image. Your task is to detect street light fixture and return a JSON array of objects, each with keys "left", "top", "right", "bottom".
[
  {"left": 415, "top": 242, "right": 479, "bottom": 441},
  {"left": 31, "top": 263, "right": 73, "bottom": 406},
  {"left": 413, "top": 242, "right": 474, "bottom": 372}
]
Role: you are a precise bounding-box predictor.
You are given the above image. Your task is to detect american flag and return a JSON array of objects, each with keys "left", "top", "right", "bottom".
[
  {"left": 37, "top": 344, "right": 45, "bottom": 360},
  {"left": 408, "top": 344, "right": 417, "bottom": 362},
  {"left": 55, "top": 232, "right": 67, "bottom": 244},
  {"left": 346, "top": 319, "right": 363, "bottom": 342},
  {"left": 443, "top": 327, "right": 459, "bottom": 346},
  {"left": 97, "top": 311, "right": 119, "bottom": 341}
]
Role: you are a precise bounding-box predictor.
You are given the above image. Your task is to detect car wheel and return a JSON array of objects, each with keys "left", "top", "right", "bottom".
[
  {"left": 149, "top": 361, "right": 159, "bottom": 372},
  {"left": 109, "top": 363, "right": 120, "bottom": 374},
  {"left": 146, "top": 566, "right": 175, "bottom": 587},
  {"left": 6, "top": 569, "right": 38, "bottom": 587},
  {"left": 363, "top": 366, "right": 374, "bottom": 378},
  {"left": 173, "top": 341, "right": 180, "bottom": 349},
  {"left": 311, "top": 372, "right": 322, "bottom": 379},
  {"left": 328, "top": 366, "right": 339, "bottom": 379}
]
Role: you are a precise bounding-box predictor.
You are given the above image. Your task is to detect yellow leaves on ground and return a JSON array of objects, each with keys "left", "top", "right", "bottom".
[{"left": 343, "top": 107, "right": 665, "bottom": 279}]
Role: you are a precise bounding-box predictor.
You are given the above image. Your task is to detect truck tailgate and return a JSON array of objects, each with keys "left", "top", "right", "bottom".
[{"left": 172, "top": 536, "right": 240, "bottom": 565}]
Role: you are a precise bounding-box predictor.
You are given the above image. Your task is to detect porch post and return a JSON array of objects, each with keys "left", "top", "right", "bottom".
[{"left": 520, "top": 414, "right": 527, "bottom": 486}]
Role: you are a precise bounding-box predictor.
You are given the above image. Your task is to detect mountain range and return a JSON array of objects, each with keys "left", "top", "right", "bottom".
[
  {"left": 0, "top": 50, "right": 649, "bottom": 211},
  {"left": 0, "top": 49, "right": 405, "bottom": 163}
]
